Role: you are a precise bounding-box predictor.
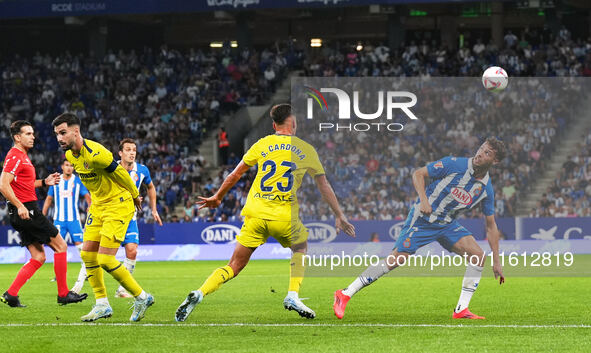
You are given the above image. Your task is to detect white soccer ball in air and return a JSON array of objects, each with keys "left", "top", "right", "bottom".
[{"left": 482, "top": 66, "right": 508, "bottom": 92}]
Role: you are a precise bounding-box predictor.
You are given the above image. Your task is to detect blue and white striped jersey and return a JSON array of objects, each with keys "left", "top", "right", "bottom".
[
  {"left": 417, "top": 157, "right": 495, "bottom": 224},
  {"left": 48, "top": 174, "right": 89, "bottom": 222},
  {"left": 126, "top": 162, "right": 152, "bottom": 191},
  {"left": 122, "top": 162, "right": 152, "bottom": 221}
]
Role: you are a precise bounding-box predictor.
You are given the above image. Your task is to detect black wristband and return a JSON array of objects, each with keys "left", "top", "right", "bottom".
[{"left": 42, "top": 179, "right": 46, "bottom": 187}]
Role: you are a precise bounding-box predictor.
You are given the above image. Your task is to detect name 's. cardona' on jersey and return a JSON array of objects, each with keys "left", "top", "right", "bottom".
[{"left": 200, "top": 224, "right": 241, "bottom": 244}]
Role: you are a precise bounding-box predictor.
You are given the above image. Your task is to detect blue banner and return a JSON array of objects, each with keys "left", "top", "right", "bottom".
[
  {"left": 0, "top": 217, "right": 524, "bottom": 246},
  {"left": 520, "top": 217, "right": 591, "bottom": 240},
  {"left": 0, "top": 0, "right": 489, "bottom": 19}
]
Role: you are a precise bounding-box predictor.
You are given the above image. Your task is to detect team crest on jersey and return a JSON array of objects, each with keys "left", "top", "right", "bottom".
[
  {"left": 84, "top": 162, "right": 90, "bottom": 169},
  {"left": 130, "top": 171, "right": 139, "bottom": 182},
  {"left": 434, "top": 161, "right": 443, "bottom": 169},
  {"left": 403, "top": 238, "right": 411, "bottom": 248},
  {"left": 473, "top": 186, "right": 482, "bottom": 197}
]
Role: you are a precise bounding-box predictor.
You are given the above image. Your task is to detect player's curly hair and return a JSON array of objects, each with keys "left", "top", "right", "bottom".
[
  {"left": 270, "top": 104, "right": 292, "bottom": 125},
  {"left": 486, "top": 137, "right": 506, "bottom": 162}
]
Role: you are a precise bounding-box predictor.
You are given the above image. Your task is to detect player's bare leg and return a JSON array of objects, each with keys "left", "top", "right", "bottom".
[
  {"left": 116, "top": 243, "right": 138, "bottom": 298},
  {"left": 175, "top": 243, "right": 255, "bottom": 322},
  {"left": 334, "top": 250, "right": 410, "bottom": 319},
  {"left": 450, "top": 235, "right": 486, "bottom": 319},
  {"left": 283, "top": 241, "right": 315, "bottom": 319}
]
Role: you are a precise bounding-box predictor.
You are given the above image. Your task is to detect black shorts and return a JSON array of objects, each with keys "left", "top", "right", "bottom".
[{"left": 8, "top": 201, "right": 59, "bottom": 247}]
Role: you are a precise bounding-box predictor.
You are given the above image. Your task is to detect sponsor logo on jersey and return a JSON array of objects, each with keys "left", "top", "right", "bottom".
[
  {"left": 305, "top": 222, "right": 337, "bottom": 243},
  {"left": 451, "top": 187, "right": 472, "bottom": 205},
  {"left": 434, "top": 161, "right": 443, "bottom": 169},
  {"left": 59, "top": 190, "right": 73, "bottom": 198},
  {"left": 79, "top": 172, "right": 97, "bottom": 179},
  {"left": 200, "top": 224, "right": 240, "bottom": 244}
]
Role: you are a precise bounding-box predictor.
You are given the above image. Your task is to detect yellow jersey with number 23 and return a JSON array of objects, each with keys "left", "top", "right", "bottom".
[{"left": 241, "top": 134, "right": 325, "bottom": 221}]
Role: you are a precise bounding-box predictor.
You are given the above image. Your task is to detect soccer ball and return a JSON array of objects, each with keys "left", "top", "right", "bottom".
[{"left": 482, "top": 66, "right": 508, "bottom": 92}]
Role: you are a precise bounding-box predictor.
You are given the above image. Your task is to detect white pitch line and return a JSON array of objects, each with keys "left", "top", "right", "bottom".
[{"left": 0, "top": 323, "right": 589, "bottom": 328}]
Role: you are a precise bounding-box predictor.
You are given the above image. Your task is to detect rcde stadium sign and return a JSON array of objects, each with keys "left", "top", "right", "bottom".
[{"left": 51, "top": 3, "right": 107, "bottom": 12}]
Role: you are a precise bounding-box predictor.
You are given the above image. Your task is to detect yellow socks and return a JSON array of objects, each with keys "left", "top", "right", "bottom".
[
  {"left": 80, "top": 250, "right": 106, "bottom": 299},
  {"left": 198, "top": 265, "right": 235, "bottom": 296},
  {"left": 288, "top": 252, "right": 305, "bottom": 293},
  {"left": 96, "top": 253, "right": 143, "bottom": 297}
]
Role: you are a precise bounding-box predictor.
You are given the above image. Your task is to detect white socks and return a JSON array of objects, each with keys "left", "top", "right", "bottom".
[
  {"left": 136, "top": 290, "right": 147, "bottom": 300},
  {"left": 72, "top": 244, "right": 86, "bottom": 294},
  {"left": 342, "top": 259, "right": 391, "bottom": 297},
  {"left": 455, "top": 263, "right": 483, "bottom": 313},
  {"left": 124, "top": 258, "right": 136, "bottom": 274},
  {"left": 96, "top": 297, "right": 109, "bottom": 306}
]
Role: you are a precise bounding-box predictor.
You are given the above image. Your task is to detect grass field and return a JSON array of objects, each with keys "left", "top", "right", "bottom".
[{"left": 0, "top": 259, "right": 590, "bottom": 352}]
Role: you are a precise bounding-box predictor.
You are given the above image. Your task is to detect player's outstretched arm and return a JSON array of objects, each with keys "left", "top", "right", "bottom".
[
  {"left": 485, "top": 214, "right": 505, "bottom": 284},
  {"left": 0, "top": 172, "right": 29, "bottom": 220},
  {"left": 197, "top": 161, "right": 251, "bottom": 209},
  {"left": 412, "top": 166, "right": 432, "bottom": 215},
  {"left": 314, "top": 174, "right": 355, "bottom": 237}
]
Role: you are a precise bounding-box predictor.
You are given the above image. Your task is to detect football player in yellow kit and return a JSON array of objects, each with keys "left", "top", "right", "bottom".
[
  {"left": 52, "top": 113, "right": 154, "bottom": 322},
  {"left": 175, "top": 104, "right": 355, "bottom": 322}
]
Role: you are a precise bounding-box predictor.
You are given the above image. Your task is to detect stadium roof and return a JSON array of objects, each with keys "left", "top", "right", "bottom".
[{"left": 0, "top": 0, "right": 508, "bottom": 20}]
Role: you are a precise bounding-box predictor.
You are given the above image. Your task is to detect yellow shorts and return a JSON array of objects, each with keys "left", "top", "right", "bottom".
[
  {"left": 236, "top": 217, "right": 308, "bottom": 248},
  {"left": 84, "top": 196, "right": 135, "bottom": 249}
]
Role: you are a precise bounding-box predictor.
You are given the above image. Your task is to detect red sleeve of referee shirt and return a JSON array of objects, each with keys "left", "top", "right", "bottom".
[{"left": 3, "top": 152, "right": 22, "bottom": 175}]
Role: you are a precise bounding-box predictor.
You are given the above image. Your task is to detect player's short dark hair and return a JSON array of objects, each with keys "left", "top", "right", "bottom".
[
  {"left": 486, "top": 137, "right": 506, "bottom": 162},
  {"left": 52, "top": 113, "right": 80, "bottom": 128},
  {"left": 270, "top": 104, "right": 292, "bottom": 125},
  {"left": 9, "top": 120, "right": 32, "bottom": 139},
  {"left": 61, "top": 159, "right": 72, "bottom": 166},
  {"left": 119, "top": 138, "right": 136, "bottom": 151}
]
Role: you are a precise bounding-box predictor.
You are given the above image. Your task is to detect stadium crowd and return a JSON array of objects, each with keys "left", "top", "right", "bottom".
[
  {"left": 209, "top": 28, "right": 591, "bottom": 222},
  {"left": 530, "top": 128, "right": 591, "bottom": 218},
  {"left": 0, "top": 43, "right": 300, "bottom": 224},
  {"left": 1, "top": 27, "right": 591, "bottom": 224}
]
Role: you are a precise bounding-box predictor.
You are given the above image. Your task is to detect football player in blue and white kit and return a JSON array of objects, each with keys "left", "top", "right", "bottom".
[
  {"left": 334, "top": 137, "right": 506, "bottom": 320},
  {"left": 115, "top": 138, "right": 163, "bottom": 298},
  {"left": 42, "top": 159, "right": 92, "bottom": 294}
]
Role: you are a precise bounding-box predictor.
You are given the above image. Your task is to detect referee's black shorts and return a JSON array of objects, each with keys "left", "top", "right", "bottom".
[{"left": 8, "top": 201, "right": 59, "bottom": 247}]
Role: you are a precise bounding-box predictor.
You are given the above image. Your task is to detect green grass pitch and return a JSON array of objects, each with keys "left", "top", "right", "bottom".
[{"left": 0, "top": 259, "right": 590, "bottom": 352}]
